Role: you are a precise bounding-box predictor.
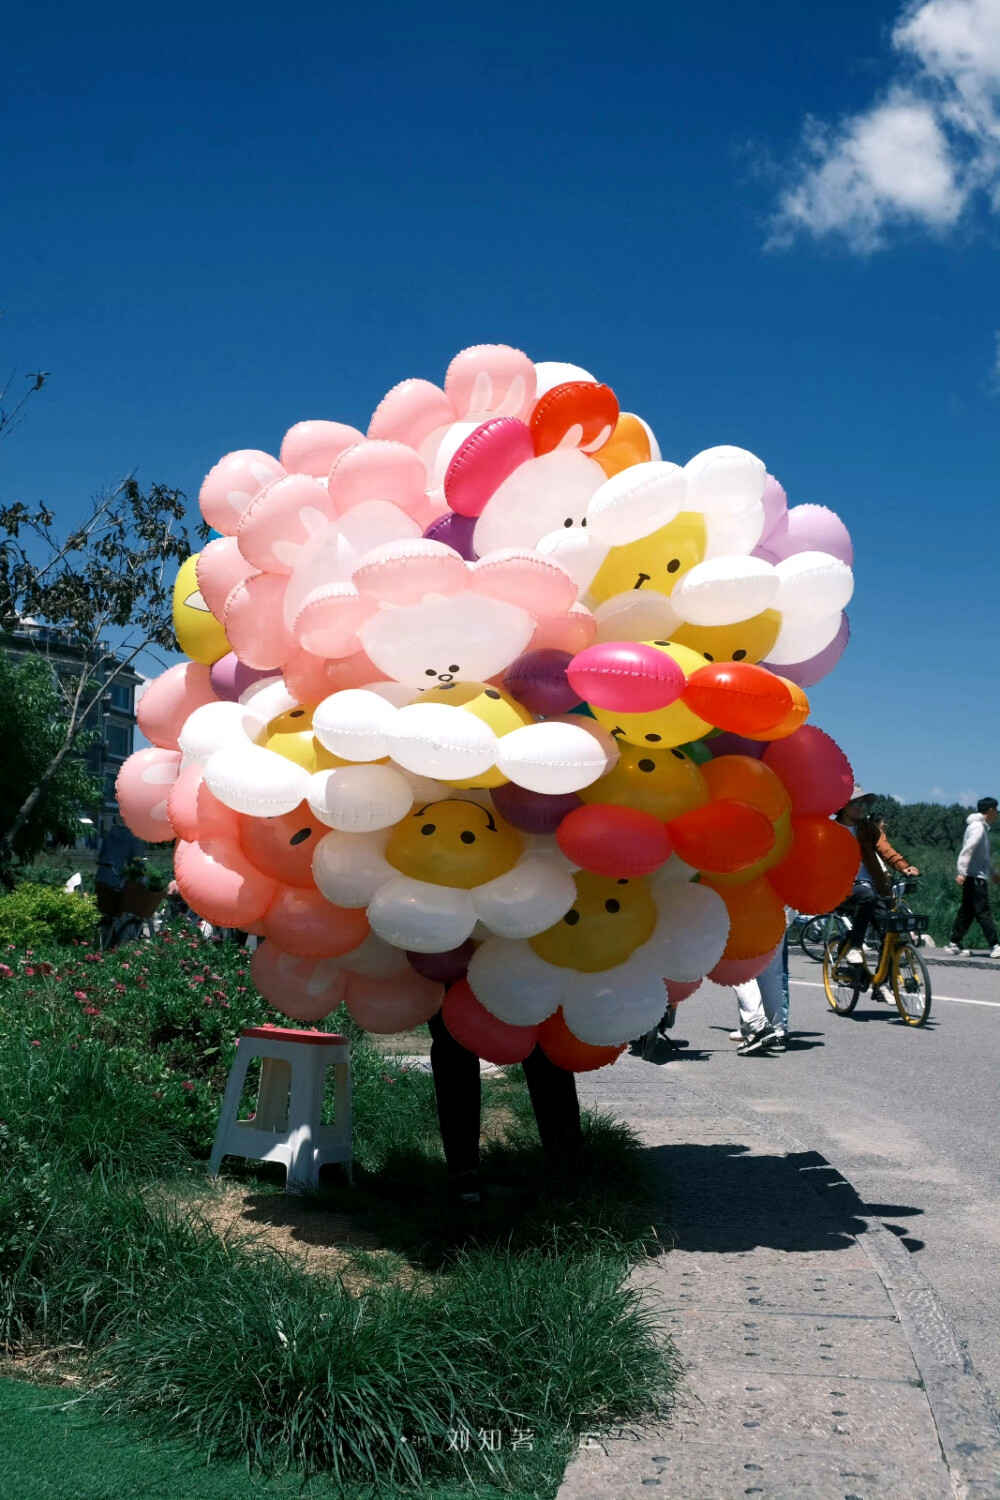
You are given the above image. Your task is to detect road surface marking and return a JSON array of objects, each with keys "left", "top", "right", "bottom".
[{"left": 791, "top": 978, "right": 1000, "bottom": 1008}]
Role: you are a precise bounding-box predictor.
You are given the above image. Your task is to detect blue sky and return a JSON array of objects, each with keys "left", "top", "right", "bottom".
[{"left": 3, "top": 0, "right": 997, "bottom": 806}]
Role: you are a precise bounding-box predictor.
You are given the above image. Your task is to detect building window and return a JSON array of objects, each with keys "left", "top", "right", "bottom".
[
  {"left": 108, "top": 682, "right": 132, "bottom": 712},
  {"left": 105, "top": 723, "right": 132, "bottom": 761}
]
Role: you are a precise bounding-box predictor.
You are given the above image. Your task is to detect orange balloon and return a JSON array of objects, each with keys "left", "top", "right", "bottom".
[
  {"left": 530, "top": 382, "right": 619, "bottom": 456},
  {"left": 702, "top": 874, "right": 787, "bottom": 960},
  {"left": 708, "top": 807, "right": 792, "bottom": 885},
  {"left": 590, "top": 413, "right": 653, "bottom": 479},
  {"left": 765, "top": 816, "right": 860, "bottom": 912},
  {"left": 668, "top": 798, "right": 775, "bottom": 873},
  {"left": 239, "top": 801, "right": 325, "bottom": 887},
  {"left": 681, "top": 662, "right": 793, "bottom": 736},
  {"left": 752, "top": 678, "right": 810, "bottom": 741},
  {"left": 263, "top": 887, "right": 369, "bottom": 959},
  {"left": 700, "top": 755, "right": 790, "bottom": 823},
  {"left": 174, "top": 837, "right": 278, "bottom": 928},
  {"left": 538, "top": 1008, "right": 626, "bottom": 1072}
]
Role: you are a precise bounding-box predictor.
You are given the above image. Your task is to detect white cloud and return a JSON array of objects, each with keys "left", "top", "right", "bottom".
[{"left": 770, "top": 0, "right": 1000, "bottom": 250}]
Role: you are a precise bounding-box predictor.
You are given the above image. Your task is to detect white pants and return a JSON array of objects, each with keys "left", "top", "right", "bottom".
[{"left": 734, "top": 946, "right": 787, "bottom": 1035}]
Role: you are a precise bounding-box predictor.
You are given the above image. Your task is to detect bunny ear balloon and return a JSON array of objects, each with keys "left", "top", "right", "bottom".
[{"left": 123, "top": 344, "right": 859, "bottom": 1065}]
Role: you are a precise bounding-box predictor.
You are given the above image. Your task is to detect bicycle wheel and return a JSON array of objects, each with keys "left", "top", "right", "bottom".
[
  {"left": 800, "top": 917, "right": 827, "bottom": 962},
  {"left": 823, "top": 938, "right": 860, "bottom": 1014},
  {"left": 891, "top": 944, "right": 932, "bottom": 1026}
]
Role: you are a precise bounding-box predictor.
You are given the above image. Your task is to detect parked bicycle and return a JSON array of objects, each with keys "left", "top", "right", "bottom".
[
  {"left": 798, "top": 879, "right": 924, "bottom": 963},
  {"left": 822, "top": 880, "right": 931, "bottom": 1026},
  {"left": 96, "top": 859, "right": 167, "bottom": 951}
]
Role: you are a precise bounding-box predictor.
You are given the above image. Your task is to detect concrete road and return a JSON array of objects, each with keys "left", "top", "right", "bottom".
[{"left": 580, "top": 950, "right": 1000, "bottom": 1413}]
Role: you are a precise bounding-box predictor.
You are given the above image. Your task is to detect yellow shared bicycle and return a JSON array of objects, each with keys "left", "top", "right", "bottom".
[{"left": 822, "top": 888, "right": 932, "bottom": 1027}]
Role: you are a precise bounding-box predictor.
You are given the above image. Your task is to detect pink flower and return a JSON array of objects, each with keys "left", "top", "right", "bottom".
[
  {"left": 181, "top": 1081, "right": 195, "bottom": 1092},
  {"left": 30, "top": 1039, "right": 41, "bottom": 1047},
  {"left": 24, "top": 966, "right": 36, "bottom": 977},
  {"left": 120, "top": 962, "right": 130, "bottom": 969},
  {"left": 190, "top": 974, "right": 206, "bottom": 984},
  {"left": 0, "top": 964, "right": 13, "bottom": 979},
  {"left": 84, "top": 953, "right": 103, "bottom": 964},
  {"left": 83, "top": 1005, "right": 101, "bottom": 1017},
  {"left": 74, "top": 991, "right": 88, "bottom": 1001}
]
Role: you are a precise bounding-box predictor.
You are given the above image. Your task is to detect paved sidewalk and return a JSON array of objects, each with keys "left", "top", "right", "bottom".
[{"left": 558, "top": 1056, "right": 1000, "bottom": 1500}]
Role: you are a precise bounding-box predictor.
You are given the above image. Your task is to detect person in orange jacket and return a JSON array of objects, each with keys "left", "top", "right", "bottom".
[{"left": 835, "top": 787, "right": 919, "bottom": 984}]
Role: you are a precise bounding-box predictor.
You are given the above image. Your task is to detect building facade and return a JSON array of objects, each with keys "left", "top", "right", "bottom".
[{"left": 3, "top": 622, "right": 143, "bottom": 842}]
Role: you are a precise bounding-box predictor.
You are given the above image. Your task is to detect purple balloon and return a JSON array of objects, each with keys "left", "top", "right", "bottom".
[
  {"left": 767, "top": 504, "right": 853, "bottom": 566},
  {"left": 406, "top": 940, "right": 476, "bottom": 986},
  {"left": 707, "top": 731, "right": 767, "bottom": 760},
  {"left": 422, "top": 511, "right": 478, "bottom": 561},
  {"left": 758, "top": 474, "right": 788, "bottom": 545},
  {"left": 210, "top": 653, "right": 277, "bottom": 702},
  {"left": 503, "top": 649, "right": 581, "bottom": 715},
  {"left": 491, "top": 781, "right": 582, "bottom": 835},
  {"left": 765, "top": 613, "right": 849, "bottom": 688}
]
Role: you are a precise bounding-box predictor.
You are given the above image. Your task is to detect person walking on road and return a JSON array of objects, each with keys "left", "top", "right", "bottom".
[{"left": 945, "top": 797, "right": 1000, "bottom": 958}]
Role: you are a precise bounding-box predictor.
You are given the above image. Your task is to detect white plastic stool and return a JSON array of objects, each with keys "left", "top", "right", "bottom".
[{"left": 208, "top": 1025, "right": 352, "bottom": 1192}]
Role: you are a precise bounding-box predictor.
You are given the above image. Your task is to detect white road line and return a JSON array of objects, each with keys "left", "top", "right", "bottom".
[{"left": 791, "top": 978, "right": 1000, "bottom": 1008}]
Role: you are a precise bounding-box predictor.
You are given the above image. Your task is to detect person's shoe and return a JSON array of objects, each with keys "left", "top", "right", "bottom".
[
  {"left": 729, "top": 1027, "right": 748, "bottom": 1041},
  {"left": 737, "top": 1025, "right": 777, "bottom": 1056},
  {"left": 770, "top": 1030, "right": 787, "bottom": 1052},
  {"left": 448, "top": 1170, "right": 482, "bottom": 1206},
  {"left": 871, "top": 986, "right": 889, "bottom": 1002},
  {"left": 944, "top": 942, "right": 961, "bottom": 954},
  {"left": 990, "top": 945, "right": 1000, "bottom": 959},
  {"left": 844, "top": 948, "right": 864, "bottom": 964}
]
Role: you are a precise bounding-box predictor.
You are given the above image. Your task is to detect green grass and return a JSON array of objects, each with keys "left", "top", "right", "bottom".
[{"left": 0, "top": 925, "right": 675, "bottom": 1494}]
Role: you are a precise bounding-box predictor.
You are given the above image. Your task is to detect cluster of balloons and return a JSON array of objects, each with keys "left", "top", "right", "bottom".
[{"left": 118, "top": 344, "right": 861, "bottom": 1071}]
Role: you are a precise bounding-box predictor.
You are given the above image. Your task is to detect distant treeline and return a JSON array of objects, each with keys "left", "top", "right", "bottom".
[{"left": 867, "top": 798, "right": 988, "bottom": 852}]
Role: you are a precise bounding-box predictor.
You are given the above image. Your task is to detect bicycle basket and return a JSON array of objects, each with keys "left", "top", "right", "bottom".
[{"left": 874, "top": 910, "right": 928, "bottom": 935}]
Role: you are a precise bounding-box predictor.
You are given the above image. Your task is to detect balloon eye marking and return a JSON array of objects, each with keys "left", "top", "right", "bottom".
[
  {"left": 653, "top": 640, "right": 671, "bottom": 647},
  {"left": 605, "top": 899, "right": 621, "bottom": 913},
  {"left": 671, "top": 749, "right": 686, "bottom": 760},
  {"left": 421, "top": 823, "right": 436, "bottom": 836},
  {"left": 448, "top": 664, "right": 460, "bottom": 673},
  {"left": 634, "top": 573, "right": 650, "bottom": 589},
  {"left": 439, "top": 682, "right": 456, "bottom": 690},
  {"left": 703, "top": 652, "right": 714, "bottom": 662},
  {"left": 581, "top": 517, "right": 587, "bottom": 527},
  {"left": 611, "top": 726, "right": 625, "bottom": 739},
  {"left": 666, "top": 559, "right": 680, "bottom": 573},
  {"left": 184, "top": 590, "right": 210, "bottom": 612},
  {"left": 563, "top": 518, "right": 573, "bottom": 528},
  {"left": 617, "top": 878, "right": 629, "bottom": 885},
  {"left": 645, "top": 733, "right": 661, "bottom": 743},
  {"left": 485, "top": 689, "right": 501, "bottom": 700},
  {"left": 638, "top": 758, "right": 656, "bottom": 772},
  {"left": 563, "top": 909, "right": 580, "bottom": 925},
  {"left": 460, "top": 830, "right": 475, "bottom": 845},
  {"left": 289, "top": 709, "right": 305, "bottom": 718},
  {"left": 289, "top": 827, "right": 312, "bottom": 846},
  {"left": 732, "top": 649, "right": 747, "bottom": 661},
  {"left": 425, "top": 668, "right": 437, "bottom": 677}
]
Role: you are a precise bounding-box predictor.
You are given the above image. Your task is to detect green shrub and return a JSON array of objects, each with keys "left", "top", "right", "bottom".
[{"left": 0, "top": 883, "right": 97, "bottom": 948}]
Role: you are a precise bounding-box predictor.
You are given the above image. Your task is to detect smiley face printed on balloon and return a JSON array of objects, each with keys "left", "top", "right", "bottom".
[
  {"left": 578, "top": 740, "right": 709, "bottom": 822},
  {"left": 261, "top": 704, "right": 350, "bottom": 774},
  {"left": 588, "top": 513, "right": 707, "bottom": 605},
  {"left": 172, "top": 553, "right": 229, "bottom": 666},
  {"left": 670, "top": 610, "right": 782, "bottom": 667},
  {"left": 588, "top": 640, "right": 713, "bottom": 750},
  {"left": 385, "top": 799, "right": 524, "bottom": 890},
  {"left": 238, "top": 801, "right": 324, "bottom": 887},
  {"left": 529, "top": 870, "right": 656, "bottom": 972},
  {"left": 420, "top": 682, "right": 534, "bottom": 788}
]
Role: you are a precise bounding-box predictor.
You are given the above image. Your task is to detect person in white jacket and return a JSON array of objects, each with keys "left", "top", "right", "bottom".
[{"left": 945, "top": 798, "right": 1000, "bottom": 958}]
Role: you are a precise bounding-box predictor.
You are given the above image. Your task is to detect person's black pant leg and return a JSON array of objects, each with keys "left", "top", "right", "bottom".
[
  {"left": 428, "top": 1010, "right": 481, "bottom": 1177},
  {"left": 521, "top": 1046, "right": 582, "bottom": 1159},
  {"left": 847, "top": 882, "right": 879, "bottom": 949},
  {"left": 970, "top": 879, "right": 998, "bottom": 947},
  {"left": 950, "top": 879, "right": 976, "bottom": 945}
]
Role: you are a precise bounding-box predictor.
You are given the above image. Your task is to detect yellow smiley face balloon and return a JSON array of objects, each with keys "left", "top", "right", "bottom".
[
  {"left": 670, "top": 610, "right": 782, "bottom": 667},
  {"left": 421, "top": 682, "right": 534, "bottom": 789},
  {"left": 579, "top": 741, "right": 709, "bottom": 821},
  {"left": 260, "top": 705, "right": 348, "bottom": 773},
  {"left": 529, "top": 871, "right": 656, "bottom": 972},
  {"left": 385, "top": 799, "right": 523, "bottom": 890},
  {"left": 172, "top": 553, "right": 229, "bottom": 666},
  {"left": 589, "top": 640, "right": 712, "bottom": 750},
  {"left": 589, "top": 512, "right": 707, "bottom": 605}
]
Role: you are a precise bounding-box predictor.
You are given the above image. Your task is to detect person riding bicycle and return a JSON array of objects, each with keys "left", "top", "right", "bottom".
[{"left": 835, "top": 786, "right": 919, "bottom": 991}]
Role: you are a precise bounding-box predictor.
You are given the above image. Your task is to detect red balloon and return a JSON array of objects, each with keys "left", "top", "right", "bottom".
[
  {"left": 442, "top": 980, "right": 539, "bottom": 1064},
  {"left": 530, "top": 382, "right": 619, "bottom": 457},
  {"left": 765, "top": 817, "right": 860, "bottom": 912},
  {"left": 557, "top": 803, "right": 673, "bottom": 877},
  {"left": 567, "top": 641, "right": 685, "bottom": 713},
  {"left": 762, "top": 726, "right": 854, "bottom": 818},
  {"left": 709, "top": 943, "right": 781, "bottom": 986},
  {"left": 667, "top": 798, "right": 775, "bottom": 873},
  {"left": 681, "top": 662, "right": 793, "bottom": 736},
  {"left": 537, "top": 1007, "right": 625, "bottom": 1072},
  {"left": 664, "top": 978, "right": 701, "bottom": 1004},
  {"left": 444, "top": 416, "right": 534, "bottom": 517}
]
